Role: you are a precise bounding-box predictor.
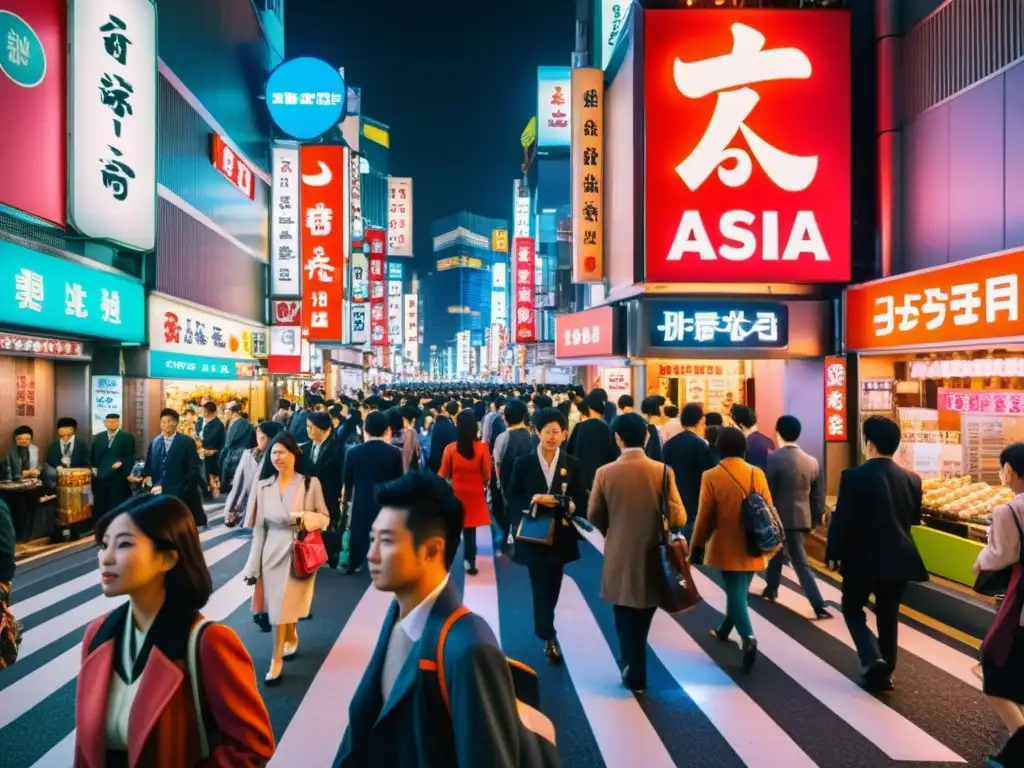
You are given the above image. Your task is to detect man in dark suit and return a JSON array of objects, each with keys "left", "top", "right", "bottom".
[
  {"left": 342, "top": 411, "right": 404, "bottom": 574},
  {"left": 826, "top": 415, "right": 927, "bottom": 691},
  {"left": 45, "top": 417, "right": 90, "bottom": 488},
  {"left": 764, "top": 414, "right": 829, "bottom": 619},
  {"left": 133, "top": 408, "right": 206, "bottom": 527},
  {"left": 566, "top": 394, "right": 619, "bottom": 491},
  {"left": 335, "top": 472, "right": 519, "bottom": 767},
  {"left": 302, "top": 411, "right": 345, "bottom": 568},
  {"left": 427, "top": 402, "right": 458, "bottom": 474},
  {"left": 732, "top": 405, "right": 776, "bottom": 470},
  {"left": 220, "top": 403, "right": 254, "bottom": 495},
  {"left": 90, "top": 414, "right": 136, "bottom": 518},
  {"left": 662, "top": 402, "right": 718, "bottom": 541},
  {"left": 197, "top": 401, "right": 225, "bottom": 497},
  {"left": 507, "top": 407, "right": 588, "bottom": 664}
]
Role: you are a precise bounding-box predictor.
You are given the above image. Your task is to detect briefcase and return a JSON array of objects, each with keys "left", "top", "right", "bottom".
[{"left": 516, "top": 504, "right": 555, "bottom": 546}]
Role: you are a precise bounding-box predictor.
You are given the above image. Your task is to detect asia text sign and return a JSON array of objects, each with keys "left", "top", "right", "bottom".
[
  {"left": 513, "top": 237, "right": 536, "bottom": 343},
  {"left": 366, "top": 228, "right": 389, "bottom": 346},
  {"left": 556, "top": 306, "right": 614, "bottom": 359},
  {"left": 387, "top": 177, "right": 413, "bottom": 257},
  {"left": 300, "top": 145, "right": 348, "bottom": 342},
  {"left": 69, "top": 0, "right": 157, "bottom": 251},
  {"left": 571, "top": 67, "right": 604, "bottom": 282},
  {"left": 644, "top": 11, "right": 851, "bottom": 284},
  {"left": 271, "top": 147, "right": 301, "bottom": 296},
  {"left": 650, "top": 302, "right": 788, "bottom": 349},
  {"left": 824, "top": 356, "right": 847, "bottom": 442},
  {"left": 211, "top": 134, "right": 255, "bottom": 200},
  {"left": 846, "top": 249, "right": 1024, "bottom": 351},
  {"left": 1, "top": 239, "right": 143, "bottom": 342}
]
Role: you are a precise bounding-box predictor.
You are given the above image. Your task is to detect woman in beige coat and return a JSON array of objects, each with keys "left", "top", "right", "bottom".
[
  {"left": 242, "top": 433, "right": 329, "bottom": 685},
  {"left": 588, "top": 413, "right": 686, "bottom": 693}
]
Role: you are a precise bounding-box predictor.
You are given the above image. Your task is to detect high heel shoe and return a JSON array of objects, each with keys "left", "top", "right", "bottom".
[
  {"left": 283, "top": 640, "right": 299, "bottom": 660},
  {"left": 264, "top": 658, "right": 283, "bottom": 686}
]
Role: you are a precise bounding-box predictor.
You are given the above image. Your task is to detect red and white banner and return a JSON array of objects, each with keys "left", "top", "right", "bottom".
[
  {"left": 513, "top": 237, "right": 536, "bottom": 343},
  {"left": 299, "top": 145, "right": 348, "bottom": 342},
  {"left": 211, "top": 134, "right": 255, "bottom": 199},
  {"left": 366, "top": 228, "right": 389, "bottom": 346}
]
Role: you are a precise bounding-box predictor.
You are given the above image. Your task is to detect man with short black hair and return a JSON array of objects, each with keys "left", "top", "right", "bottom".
[
  {"left": 335, "top": 472, "right": 519, "bottom": 767},
  {"left": 732, "top": 405, "right": 775, "bottom": 470},
  {"left": 133, "top": 408, "right": 206, "bottom": 527},
  {"left": 764, "top": 415, "right": 828, "bottom": 619},
  {"left": 304, "top": 410, "right": 345, "bottom": 567},
  {"left": 90, "top": 414, "right": 135, "bottom": 517},
  {"left": 826, "top": 415, "right": 927, "bottom": 691},
  {"left": 343, "top": 411, "right": 405, "bottom": 574},
  {"left": 427, "top": 401, "right": 459, "bottom": 474},
  {"left": 616, "top": 395, "right": 634, "bottom": 414},
  {"left": 47, "top": 417, "right": 89, "bottom": 476},
  {"left": 566, "top": 393, "right": 620, "bottom": 492},
  {"left": 663, "top": 402, "right": 717, "bottom": 541},
  {"left": 640, "top": 397, "right": 665, "bottom": 461}
]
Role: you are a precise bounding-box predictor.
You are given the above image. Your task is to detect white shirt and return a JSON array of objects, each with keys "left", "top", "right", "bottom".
[
  {"left": 381, "top": 575, "right": 450, "bottom": 701},
  {"left": 60, "top": 437, "right": 75, "bottom": 464},
  {"left": 106, "top": 614, "right": 150, "bottom": 750},
  {"left": 538, "top": 446, "right": 560, "bottom": 492}
]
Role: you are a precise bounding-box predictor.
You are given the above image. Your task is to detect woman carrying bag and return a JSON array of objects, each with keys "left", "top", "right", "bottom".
[
  {"left": 242, "top": 433, "right": 330, "bottom": 686},
  {"left": 223, "top": 421, "right": 284, "bottom": 528}
]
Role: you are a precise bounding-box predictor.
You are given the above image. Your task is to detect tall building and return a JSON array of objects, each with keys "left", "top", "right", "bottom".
[{"left": 422, "top": 212, "right": 508, "bottom": 362}]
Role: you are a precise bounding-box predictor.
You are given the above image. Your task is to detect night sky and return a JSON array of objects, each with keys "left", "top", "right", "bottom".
[{"left": 284, "top": 0, "right": 576, "bottom": 273}]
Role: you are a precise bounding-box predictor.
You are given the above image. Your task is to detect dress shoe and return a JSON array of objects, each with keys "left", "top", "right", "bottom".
[
  {"left": 283, "top": 641, "right": 299, "bottom": 660},
  {"left": 621, "top": 665, "right": 646, "bottom": 694},
  {"left": 264, "top": 659, "right": 283, "bottom": 686},
  {"left": 464, "top": 561, "right": 479, "bottom": 576},
  {"left": 862, "top": 659, "right": 894, "bottom": 691},
  {"left": 741, "top": 637, "right": 758, "bottom": 673},
  {"left": 299, "top": 612, "right": 314, "bottom": 622},
  {"left": 814, "top": 607, "right": 833, "bottom": 620},
  {"left": 710, "top": 627, "right": 731, "bottom": 643},
  {"left": 544, "top": 639, "right": 564, "bottom": 665},
  {"left": 760, "top": 589, "right": 778, "bottom": 603}
]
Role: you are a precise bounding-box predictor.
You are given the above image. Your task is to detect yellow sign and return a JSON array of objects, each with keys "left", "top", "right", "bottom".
[
  {"left": 520, "top": 117, "right": 537, "bottom": 148},
  {"left": 436, "top": 255, "right": 484, "bottom": 271},
  {"left": 362, "top": 122, "right": 390, "bottom": 148},
  {"left": 491, "top": 229, "right": 508, "bottom": 252},
  {"left": 571, "top": 68, "right": 604, "bottom": 283}
]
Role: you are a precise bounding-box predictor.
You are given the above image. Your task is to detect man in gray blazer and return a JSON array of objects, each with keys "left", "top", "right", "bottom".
[{"left": 764, "top": 415, "right": 829, "bottom": 619}]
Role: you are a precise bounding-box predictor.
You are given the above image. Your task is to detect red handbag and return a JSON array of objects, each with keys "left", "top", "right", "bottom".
[{"left": 292, "top": 476, "right": 328, "bottom": 578}]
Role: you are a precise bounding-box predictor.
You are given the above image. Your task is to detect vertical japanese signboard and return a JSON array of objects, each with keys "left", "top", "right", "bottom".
[
  {"left": 537, "top": 66, "right": 571, "bottom": 148},
  {"left": 824, "top": 356, "right": 847, "bottom": 442},
  {"left": 350, "top": 148, "right": 364, "bottom": 244},
  {"left": 351, "top": 249, "right": 369, "bottom": 302},
  {"left": 350, "top": 303, "right": 368, "bottom": 345},
  {"left": 513, "top": 180, "right": 530, "bottom": 237},
  {"left": 491, "top": 229, "right": 508, "bottom": 253},
  {"left": 387, "top": 279, "right": 403, "bottom": 346},
  {"left": 68, "top": 0, "right": 157, "bottom": 251},
  {"left": 387, "top": 177, "right": 413, "bottom": 257},
  {"left": 271, "top": 147, "right": 301, "bottom": 296},
  {"left": 366, "top": 228, "right": 388, "bottom": 346},
  {"left": 404, "top": 294, "right": 418, "bottom": 365},
  {"left": 513, "top": 237, "right": 536, "bottom": 343},
  {"left": 300, "top": 145, "right": 347, "bottom": 342},
  {"left": 0, "top": 0, "right": 65, "bottom": 225},
  {"left": 571, "top": 67, "right": 604, "bottom": 282},
  {"left": 210, "top": 134, "right": 255, "bottom": 199}
]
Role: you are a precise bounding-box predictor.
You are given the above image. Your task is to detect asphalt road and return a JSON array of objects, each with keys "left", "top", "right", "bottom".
[{"left": 0, "top": 506, "right": 1006, "bottom": 767}]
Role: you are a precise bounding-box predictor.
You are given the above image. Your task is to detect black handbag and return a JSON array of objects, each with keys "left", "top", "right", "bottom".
[
  {"left": 516, "top": 504, "right": 556, "bottom": 545},
  {"left": 655, "top": 466, "right": 701, "bottom": 614},
  {"left": 975, "top": 502, "right": 1024, "bottom": 596}
]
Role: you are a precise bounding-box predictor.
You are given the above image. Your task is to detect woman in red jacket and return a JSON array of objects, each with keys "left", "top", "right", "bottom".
[
  {"left": 75, "top": 494, "right": 275, "bottom": 768},
  {"left": 440, "top": 409, "right": 492, "bottom": 575}
]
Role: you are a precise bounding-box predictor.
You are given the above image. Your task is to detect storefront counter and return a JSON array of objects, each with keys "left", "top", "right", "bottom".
[{"left": 912, "top": 525, "right": 982, "bottom": 587}]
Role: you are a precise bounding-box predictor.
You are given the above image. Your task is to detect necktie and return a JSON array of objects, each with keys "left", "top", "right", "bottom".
[
  {"left": 312, "top": 443, "right": 320, "bottom": 463},
  {"left": 62, "top": 441, "right": 70, "bottom": 458},
  {"left": 108, "top": 433, "right": 115, "bottom": 448}
]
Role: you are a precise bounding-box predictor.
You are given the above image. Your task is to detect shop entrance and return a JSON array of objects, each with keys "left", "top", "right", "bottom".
[{"left": 646, "top": 359, "right": 753, "bottom": 420}]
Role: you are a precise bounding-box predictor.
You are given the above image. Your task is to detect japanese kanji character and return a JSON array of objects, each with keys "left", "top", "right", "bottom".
[
  {"left": 950, "top": 282, "right": 981, "bottom": 326},
  {"left": 99, "top": 15, "right": 131, "bottom": 66},
  {"left": 100, "top": 146, "right": 135, "bottom": 202}
]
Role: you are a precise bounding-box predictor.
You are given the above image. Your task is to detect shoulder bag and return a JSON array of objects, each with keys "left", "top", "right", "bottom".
[
  {"left": 292, "top": 476, "right": 328, "bottom": 578},
  {"left": 975, "top": 500, "right": 1024, "bottom": 596},
  {"left": 655, "top": 466, "right": 701, "bottom": 614},
  {"left": 188, "top": 617, "right": 214, "bottom": 759}
]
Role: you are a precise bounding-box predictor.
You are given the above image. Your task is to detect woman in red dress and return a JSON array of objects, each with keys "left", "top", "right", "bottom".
[{"left": 440, "top": 409, "right": 492, "bottom": 575}]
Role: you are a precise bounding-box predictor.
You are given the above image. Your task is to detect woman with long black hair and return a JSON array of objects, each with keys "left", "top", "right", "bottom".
[
  {"left": 439, "top": 409, "right": 491, "bottom": 575},
  {"left": 222, "top": 420, "right": 284, "bottom": 528}
]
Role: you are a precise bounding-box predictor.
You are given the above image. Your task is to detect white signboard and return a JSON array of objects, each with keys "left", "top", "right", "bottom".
[
  {"left": 149, "top": 294, "right": 268, "bottom": 360},
  {"left": 513, "top": 180, "right": 530, "bottom": 237},
  {"left": 387, "top": 177, "right": 413, "bottom": 257},
  {"left": 600, "top": 366, "right": 631, "bottom": 405},
  {"left": 271, "top": 147, "right": 301, "bottom": 295},
  {"left": 600, "top": 1, "right": 630, "bottom": 70},
  {"left": 350, "top": 149, "right": 364, "bottom": 243},
  {"left": 385, "top": 284, "right": 401, "bottom": 348},
  {"left": 350, "top": 303, "right": 368, "bottom": 345},
  {"left": 351, "top": 251, "right": 369, "bottom": 301},
  {"left": 270, "top": 325, "right": 309, "bottom": 373},
  {"left": 403, "top": 294, "right": 418, "bottom": 365},
  {"left": 90, "top": 375, "right": 124, "bottom": 436},
  {"left": 456, "top": 331, "right": 470, "bottom": 378},
  {"left": 69, "top": 0, "right": 157, "bottom": 251}
]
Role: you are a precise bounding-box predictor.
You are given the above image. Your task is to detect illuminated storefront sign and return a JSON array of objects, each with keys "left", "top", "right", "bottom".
[
  {"left": 555, "top": 306, "right": 615, "bottom": 358},
  {"left": 270, "top": 147, "right": 301, "bottom": 296},
  {"left": 650, "top": 302, "right": 788, "bottom": 349},
  {"left": 404, "top": 294, "right": 418, "bottom": 365},
  {"left": 571, "top": 67, "right": 604, "bottom": 282},
  {"left": 492, "top": 229, "right": 508, "bottom": 253},
  {"left": 68, "top": 0, "right": 157, "bottom": 251},
  {"left": 268, "top": 325, "right": 309, "bottom": 375},
  {"left": 271, "top": 299, "right": 301, "bottom": 325},
  {"left": 910, "top": 358, "right": 1024, "bottom": 380},
  {"left": 824, "top": 356, "right": 847, "bottom": 442},
  {"left": 211, "top": 134, "right": 255, "bottom": 200},
  {"left": 388, "top": 280, "right": 403, "bottom": 345},
  {"left": 537, "top": 65, "right": 571, "bottom": 148},
  {"left": 387, "top": 177, "right": 413, "bottom": 257},
  {"left": 300, "top": 144, "right": 348, "bottom": 342},
  {"left": 436, "top": 255, "right": 484, "bottom": 271},
  {"left": 644, "top": 11, "right": 851, "bottom": 283},
  {"left": 265, "top": 57, "right": 346, "bottom": 141},
  {"left": 846, "top": 248, "right": 1024, "bottom": 351},
  {"left": 491, "top": 261, "right": 508, "bottom": 325},
  {"left": 351, "top": 250, "right": 369, "bottom": 302},
  {"left": 350, "top": 303, "right": 368, "bottom": 345},
  {"left": 388, "top": 261, "right": 404, "bottom": 281},
  {"left": 513, "top": 237, "right": 536, "bottom": 343},
  {"left": 366, "top": 228, "right": 388, "bottom": 346}
]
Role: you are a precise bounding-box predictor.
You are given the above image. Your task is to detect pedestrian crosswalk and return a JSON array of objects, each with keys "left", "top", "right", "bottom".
[{"left": 0, "top": 517, "right": 1005, "bottom": 767}]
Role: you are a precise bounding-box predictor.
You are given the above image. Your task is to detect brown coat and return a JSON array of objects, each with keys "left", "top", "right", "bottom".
[
  {"left": 587, "top": 450, "right": 687, "bottom": 608},
  {"left": 692, "top": 457, "right": 777, "bottom": 572}
]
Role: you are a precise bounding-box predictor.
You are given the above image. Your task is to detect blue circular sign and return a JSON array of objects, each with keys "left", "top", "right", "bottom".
[
  {"left": 265, "top": 57, "right": 346, "bottom": 140},
  {"left": 0, "top": 11, "right": 46, "bottom": 88}
]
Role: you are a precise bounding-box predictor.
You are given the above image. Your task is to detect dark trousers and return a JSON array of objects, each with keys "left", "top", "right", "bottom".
[
  {"left": 613, "top": 605, "right": 657, "bottom": 686},
  {"left": 841, "top": 577, "right": 906, "bottom": 671},
  {"left": 93, "top": 477, "right": 130, "bottom": 518},
  {"left": 463, "top": 528, "right": 477, "bottom": 566},
  {"left": 489, "top": 475, "right": 507, "bottom": 545},
  {"left": 348, "top": 509, "right": 373, "bottom": 571},
  {"left": 528, "top": 562, "right": 564, "bottom": 641},
  {"left": 764, "top": 530, "right": 825, "bottom": 611}
]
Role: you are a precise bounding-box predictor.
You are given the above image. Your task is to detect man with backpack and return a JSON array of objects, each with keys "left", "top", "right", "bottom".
[{"left": 335, "top": 472, "right": 556, "bottom": 767}]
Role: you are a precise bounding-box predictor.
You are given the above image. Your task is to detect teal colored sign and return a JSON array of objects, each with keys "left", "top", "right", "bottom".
[
  {"left": 0, "top": 239, "right": 144, "bottom": 342},
  {"left": 149, "top": 351, "right": 258, "bottom": 380},
  {"left": 0, "top": 10, "right": 46, "bottom": 87}
]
